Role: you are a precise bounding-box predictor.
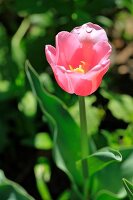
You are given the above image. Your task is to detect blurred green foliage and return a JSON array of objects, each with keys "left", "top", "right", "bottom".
[
  {"left": 123, "top": 178, "right": 133, "bottom": 200},
  {"left": 0, "top": 0, "right": 133, "bottom": 199},
  {"left": 0, "top": 170, "right": 34, "bottom": 200}
]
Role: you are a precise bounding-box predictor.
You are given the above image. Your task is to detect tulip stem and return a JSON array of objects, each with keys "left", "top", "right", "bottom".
[{"left": 79, "top": 96, "right": 89, "bottom": 200}]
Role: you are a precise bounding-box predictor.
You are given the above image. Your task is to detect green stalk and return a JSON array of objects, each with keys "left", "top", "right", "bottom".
[{"left": 79, "top": 96, "right": 89, "bottom": 200}]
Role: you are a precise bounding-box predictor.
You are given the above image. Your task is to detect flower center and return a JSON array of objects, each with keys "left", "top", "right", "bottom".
[{"left": 69, "top": 61, "right": 86, "bottom": 73}]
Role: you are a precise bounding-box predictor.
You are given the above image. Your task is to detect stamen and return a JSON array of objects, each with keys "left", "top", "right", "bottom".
[
  {"left": 80, "top": 61, "right": 86, "bottom": 66},
  {"left": 69, "top": 61, "right": 86, "bottom": 73},
  {"left": 69, "top": 65, "right": 74, "bottom": 71}
]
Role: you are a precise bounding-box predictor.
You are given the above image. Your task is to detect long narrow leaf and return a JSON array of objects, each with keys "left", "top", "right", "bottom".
[{"left": 25, "top": 61, "right": 83, "bottom": 189}]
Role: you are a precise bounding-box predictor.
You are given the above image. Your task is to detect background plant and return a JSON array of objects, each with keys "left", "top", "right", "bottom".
[{"left": 0, "top": 0, "right": 133, "bottom": 199}]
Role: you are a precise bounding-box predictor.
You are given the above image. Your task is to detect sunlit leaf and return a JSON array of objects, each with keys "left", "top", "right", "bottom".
[
  {"left": 101, "top": 90, "right": 133, "bottom": 123},
  {"left": 77, "top": 148, "right": 122, "bottom": 177},
  {"left": 0, "top": 170, "right": 35, "bottom": 200},
  {"left": 40, "top": 73, "right": 54, "bottom": 93},
  {"left": 34, "top": 157, "right": 52, "bottom": 200},
  {"left": 29, "top": 12, "right": 54, "bottom": 29},
  {"left": 108, "top": 95, "right": 133, "bottom": 123},
  {"left": 58, "top": 190, "right": 71, "bottom": 200},
  {"left": 34, "top": 132, "right": 53, "bottom": 150},
  {"left": 102, "top": 124, "right": 133, "bottom": 148},
  {"left": 96, "top": 16, "right": 113, "bottom": 28},
  {"left": 25, "top": 61, "right": 83, "bottom": 197},
  {"left": 92, "top": 147, "right": 133, "bottom": 199},
  {"left": 11, "top": 18, "right": 29, "bottom": 69},
  {"left": 116, "top": 0, "right": 133, "bottom": 14},
  {"left": 123, "top": 178, "right": 133, "bottom": 200},
  {"left": 0, "top": 80, "right": 10, "bottom": 92},
  {"left": 95, "top": 190, "right": 122, "bottom": 200},
  {"left": 18, "top": 91, "right": 37, "bottom": 117}
]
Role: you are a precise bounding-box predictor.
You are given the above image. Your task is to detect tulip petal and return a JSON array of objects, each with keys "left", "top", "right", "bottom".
[
  {"left": 52, "top": 59, "right": 110, "bottom": 96},
  {"left": 92, "top": 41, "right": 112, "bottom": 66},
  {"left": 68, "top": 60, "right": 110, "bottom": 96},
  {"left": 72, "top": 22, "right": 108, "bottom": 45},
  {"left": 83, "top": 61, "right": 110, "bottom": 96},
  {"left": 86, "top": 22, "right": 108, "bottom": 43},
  {"left": 56, "top": 31, "right": 82, "bottom": 69},
  {"left": 81, "top": 41, "right": 111, "bottom": 70},
  {"left": 45, "top": 45, "right": 56, "bottom": 70},
  {"left": 54, "top": 66, "right": 74, "bottom": 93}
]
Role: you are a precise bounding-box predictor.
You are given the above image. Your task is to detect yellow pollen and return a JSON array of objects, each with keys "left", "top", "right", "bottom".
[{"left": 69, "top": 61, "right": 86, "bottom": 73}]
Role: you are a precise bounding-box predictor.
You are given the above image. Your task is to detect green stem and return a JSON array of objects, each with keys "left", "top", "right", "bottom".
[{"left": 79, "top": 96, "right": 89, "bottom": 200}]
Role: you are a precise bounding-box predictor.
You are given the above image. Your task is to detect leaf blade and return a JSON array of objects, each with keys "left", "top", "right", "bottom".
[
  {"left": 77, "top": 148, "right": 122, "bottom": 177},
  {"left": 25, "top": 61, "right": 83, "bottom": 188},
  {"left": 123, "top": 178, "right": 133, "bottom": 200}
]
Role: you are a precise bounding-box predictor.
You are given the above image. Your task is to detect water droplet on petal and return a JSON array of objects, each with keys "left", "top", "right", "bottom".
[{"left": 86, "top": 27, "right": 93, "bottom": 33}]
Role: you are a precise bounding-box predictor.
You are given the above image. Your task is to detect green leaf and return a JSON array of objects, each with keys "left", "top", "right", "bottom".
[
  {"left": 25, "top": 61, "right": 83, "bottom": 190},
  {"left": 11, "top": 18, "right": 29, "bottom": 69},
  {"left": 116, "top": 0, "right": 133, "bottom": 14},
  {"left": 96, "top": 16, "right": 113, "bottom": 28},
  {"left": 0, "top": 170, "right": 35, "bottom": 200},
  {"left": 123, "top": 178, "right": 133, "bottom": 200},
  {"left": 34, "top": 132, "right": 53, "bottom": 150},
  {"left": 40, "top": 73, "right": 54, "bottom": 93},
  {"left": 0, "top": 23, "right": 22, "bottom": 101},
  {"left": 102, "top": 124, "right": 133, "bottom": 148},
  {"left": 101, "top": 90, "right": 133, "bottom": 123},
  {"left": 92, "top": 147, "right": 133, "bottom": 199},
  {"left": 108, "top": 95, "right": 133, "bottom": 123},
  {"left": 34, "top": 157, "right": 52, "bottom": 200},
  {"left": 95, "top": 190, "right": 122, "bottom": 200},
  {"left": 58, "top": 190, "right": 71, "bottom": 200},
  {"left": 77, "top": 148, "right": 122, "bottom": 177},
  {"left": 18, "top": 91, "right": 37, "bottom": 117}
]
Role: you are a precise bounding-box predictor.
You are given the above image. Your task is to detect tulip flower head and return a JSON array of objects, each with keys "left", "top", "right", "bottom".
[{"left": 45, "top": 22, "right": 112, "bottom": 96}]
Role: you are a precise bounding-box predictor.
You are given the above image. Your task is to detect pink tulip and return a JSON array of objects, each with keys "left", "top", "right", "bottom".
[{"left": 45, "top": 22, "right": 112, "bottom": 96}]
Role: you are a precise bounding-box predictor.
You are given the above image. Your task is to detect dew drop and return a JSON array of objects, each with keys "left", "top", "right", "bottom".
[{"left": 86, "top": 27, "right": 93, "bottom": 33}]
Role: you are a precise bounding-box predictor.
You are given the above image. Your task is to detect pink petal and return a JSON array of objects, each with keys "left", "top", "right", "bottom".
[
  {"left": 92, "top": 41, "right": 112, "bottom": 65},
  {"left": 69, "top": 73, "right": 92, "bottom": 96},
  {"left": 45, "top": 45, "right": 56, "bottom": 70},
  {"left": 69, "top": 60, "right": 110, "bottom": 96},
  {"left": 56, "top": 31, "right": 82, "bottom": 69},
  {"left": 72, "top": 22, "right": 108, "bottom": 45},
  {"left": 81, "top": 41, "right": 111, "bottom": 70},
  {"left": 54, "top": 66, "right": 74, "bottom": 93},
  {"left": 52, "top": 59, "right": 110, "bottom": 96},
  {"left": 83, "top": 61, "right": 110, "bottom": 96}
]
